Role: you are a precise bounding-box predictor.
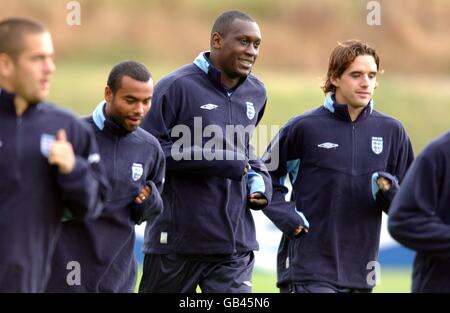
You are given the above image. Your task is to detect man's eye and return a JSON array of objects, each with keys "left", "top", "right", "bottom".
[
  {"left": 31, "top": 55, "right": 44, "bottom": 61},
  {"left": 241, "top": 39, "right": 248, "bottom": 45}
]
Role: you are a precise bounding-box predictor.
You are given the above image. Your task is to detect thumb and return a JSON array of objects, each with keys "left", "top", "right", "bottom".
[{"left": 57, "top": 129, "right": 68, "bottom": 142}]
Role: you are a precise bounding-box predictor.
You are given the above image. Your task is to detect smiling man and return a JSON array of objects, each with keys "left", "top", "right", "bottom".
[
  {"left": 262, "top": 40, "right": 414, "bottom": 293},
  {"left": 45, "top": 61, "right": 165, "bottom": 292},
  {"left": 0, "top": 17, "right": 107, "bottom": 292},
  {"left": 138, "top": 10, "right": 272, "bottom": 293}
]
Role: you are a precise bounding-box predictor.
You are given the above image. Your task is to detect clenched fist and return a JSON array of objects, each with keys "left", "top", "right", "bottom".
[
  {"left": 135, "top": 184, "right": 152, "bottom": 204},
  {"left": 377, "top": 176, "right": 392, "bottom": 191}
]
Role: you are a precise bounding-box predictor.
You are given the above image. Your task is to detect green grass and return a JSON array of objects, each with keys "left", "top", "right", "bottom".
[
  {"left": 251, "top": 268, "right": 413, "bottom": 293},
  {"left": 134, "top": 267, "right": 412, "bottom": 293},
  {"left": 373, "top": 267, "right": 412, "bottom": 293}
]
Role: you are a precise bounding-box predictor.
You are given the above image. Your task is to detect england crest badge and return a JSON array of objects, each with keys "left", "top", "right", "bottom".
[
  {"left": 131, "top": 163, "right": 143, "bottom": 181},
  {"left": 40, "top": 134, "right": 55, "bottom": 157},
  {"left": 371, "top": 137, "right": 383, "bottom": 155},
  {"left": 246, "top": 101, "right": 255, "bottom": 120}
]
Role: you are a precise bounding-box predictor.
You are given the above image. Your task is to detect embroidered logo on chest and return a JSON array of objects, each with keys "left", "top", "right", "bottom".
[
  {"left": 131, "top": 163, "right": 144, "bottom": 181},
  {"left": 40, "top": 134, "right": 55, "bottom": 157},
  {"left": 200, "top": 103, "right": 218, "bottom": 110},
  {"left": 371, "top": 137, "right": 383, "bottom": 155},
  {"left": 318, "top": 142, "right": 339, "bottom": 149},
  {"left": 246, "top": 101, "right": 255, "bottom": 120}
]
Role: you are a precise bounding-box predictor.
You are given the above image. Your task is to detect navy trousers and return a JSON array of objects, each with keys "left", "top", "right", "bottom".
[{"left": 139, "top": 252, "right": 254, "bottom": 293}]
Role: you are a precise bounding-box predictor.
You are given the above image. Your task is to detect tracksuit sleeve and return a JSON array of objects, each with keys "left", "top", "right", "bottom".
[
  {"left": 373, "top": 126, "right": 415, "bottom": 213},
  {"left": 132, "top": 144, "right": 166, "bottom": 225},
  {"left": 57, "top": 121, "right": 108, "bottom": 220},
  {"left": 247, "top": 144, "right": 272, "bottom": 210},
  {"left": 141, "top": 90, "right": 247, "bottom": 181},
  {"left": 388, "top": 147, "right": 450, "bottom": 259},
  {"left": 261, "top": 125, "right": 309, "bottom": 238}
]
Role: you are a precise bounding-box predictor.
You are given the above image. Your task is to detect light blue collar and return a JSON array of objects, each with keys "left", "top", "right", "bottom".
[
  {"left": 193, "top": 52, "right": 210, "bottom": 74},
  {"left": 92, "top": 101, "right": 106, "bottom": 130},
  {"left": 193, "top": 51, "right": 234, "bottom": 96},
  {"left": 323, "top": 93, "right": 374, "bottom": 113}
]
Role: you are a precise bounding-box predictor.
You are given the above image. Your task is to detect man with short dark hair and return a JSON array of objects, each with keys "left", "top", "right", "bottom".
[
  {"left": 0, "top": 17, "right": 108, "bottom": 292},
  {"left": 138, "top": 10, "right": 271, "bottom": 293},
  {"left": 46, "top": 60, "right": 165, "bottom": 292},
  {"left": 262, "top": 40, "right": 414, "bottom": 293}
]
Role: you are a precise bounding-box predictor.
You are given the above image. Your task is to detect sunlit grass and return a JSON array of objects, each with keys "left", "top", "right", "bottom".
[{"left": 134, "top": 267, "right": 412, "bottom": 293}]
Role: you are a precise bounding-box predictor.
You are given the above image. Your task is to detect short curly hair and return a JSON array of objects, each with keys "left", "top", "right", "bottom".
[
  {"left": 211, "top": 10, "right": 255, "bottom": 37},
  {"left": 107, "top": 60, "right": 152, "bottom": 95},
  {"left": 322, "top": 40, "right": 380, "bottom": 94}
]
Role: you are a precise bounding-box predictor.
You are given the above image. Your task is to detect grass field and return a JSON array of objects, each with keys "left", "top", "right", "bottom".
[
  {"left": 251, "top": 268, "right": 413, "bottom": 293},
  {"left": 134, "top": 267, "right": 413, "bottom": 293}
]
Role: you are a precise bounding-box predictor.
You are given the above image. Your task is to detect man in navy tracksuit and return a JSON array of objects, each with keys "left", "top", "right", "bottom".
[
  {"left": 389, "top": 131, "right": 450, "bottom": 293},
  {"left": 263, "top": 40, "right": 414, "bottom": 292},
  {"left": 0, "top": 18, "right": 107, "bottom": 292},
  {"left": 46, "top": 61, "right": 165, "bottom": 292},
  {"left": 138, "top": 10, "right": 271, "bottom": 293}
]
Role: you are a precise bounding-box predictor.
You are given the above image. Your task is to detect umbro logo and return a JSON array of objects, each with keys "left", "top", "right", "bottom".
[
  {"left": 200, "top": 103, "right": 218, "bottom": 110},
  {"left": 88, "top": 153, "right": 100, "bottom": 164},
  {"left": 318, "top": 142, "right": 339, "bottom": 149}
]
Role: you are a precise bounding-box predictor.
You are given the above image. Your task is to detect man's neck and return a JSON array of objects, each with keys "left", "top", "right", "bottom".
[
  {"left": 334, "top": 93, "right": 367, "bottom": 122},
  {"left": 208, "top": 53, "right": 240, "bottom": 90},
  {"left": 347, "top": 106, "right": 366, "bottom": 122},
  {"left": 15, "top": 96, "right": 29, "bottom": 116},
  {"left": 0, "top": 83, "right": 30, "bottom": 116}
]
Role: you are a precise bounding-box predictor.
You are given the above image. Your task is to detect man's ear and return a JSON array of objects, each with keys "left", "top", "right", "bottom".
[
  {"left": 104, "top": 85, "right": 113, "bottom": 104},
  {"left": 0, "top": 53, "right": 15, "bottom": 78},
  {"left": 210, "top": 32, "right": 222, "bottom": 50},
  {"left": 330, "top": 74, "right": 339, "bottom": 89}
]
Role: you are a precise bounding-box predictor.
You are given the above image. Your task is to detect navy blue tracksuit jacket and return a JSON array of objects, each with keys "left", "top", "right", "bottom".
[
  {"left": 263, "top": 94, "right": 414, "bottom": 289},
  {"left": 140, "top": 52, "right": 272, "bottom": 255},
  {"left": 0, "top": 89, "right": 108, "bottom": 292},
  {"left": 46, "top": 102, "right": 165, "bottom": 292},
  {"left": 389, "top": 131, "right": 450, "bottom": 292}
]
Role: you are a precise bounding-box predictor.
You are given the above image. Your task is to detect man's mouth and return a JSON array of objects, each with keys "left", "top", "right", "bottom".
[
  {"left": 40, "top": 79, "right": 50, "bottom": 89},
  {"left": 238, "top": 58, "right": 254, "bottom": 68},
  {"left": 356, "top": 91, "right": 371, "bottom": 97},
  {"left": 126, "top": 117, "right": 142, "bottom": 126}
]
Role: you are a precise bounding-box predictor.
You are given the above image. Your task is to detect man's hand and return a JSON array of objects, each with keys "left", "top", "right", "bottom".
[
  {"left": 48, "top": 129, "right": 75, "bottom": 175},
  {"left": 243, "top": 163, "right": 251, "bottom": 176},
  {"left": 293, "top": 225, "right": 308, "bottom": 236},
  {"left": 248, "top": 192, "right": 268, "bottom": 207},
  {"left": 377, "top": 176, "right": 392, "bottom": 191},
  {"left": 135, "top": 184, "right": 152, "bottom": 204}
]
